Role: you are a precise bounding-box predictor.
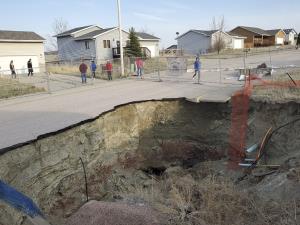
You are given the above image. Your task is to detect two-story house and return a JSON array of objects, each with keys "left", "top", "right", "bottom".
[{"left": 55, "top": 25, "right": 160, "bottom": 63}]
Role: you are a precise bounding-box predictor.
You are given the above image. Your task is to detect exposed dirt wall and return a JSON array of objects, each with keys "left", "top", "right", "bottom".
[
  {"left": 1, "top": 99, "right": 300, "bottom": 225},
  {"left": 0, "top": 100, "right": 230, "bottom": 225}
]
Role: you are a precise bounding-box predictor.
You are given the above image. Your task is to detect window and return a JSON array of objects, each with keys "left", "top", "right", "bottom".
[
  {"left": 103, "top": 40, "right": 111, "bottom": 48},
  {"left": 85, "top": 41, "right": 90, "bottom": 50}
]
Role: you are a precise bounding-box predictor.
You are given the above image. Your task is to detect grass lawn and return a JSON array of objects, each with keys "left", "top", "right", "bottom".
[
  {"left": 252, "top": 70, "right": 300, "bottom": 102},
  {"left": 0, "top": 77, "right": 45, "bottom": 99}
]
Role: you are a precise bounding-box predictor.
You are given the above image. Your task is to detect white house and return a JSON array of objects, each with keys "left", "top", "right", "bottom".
[
  {"left": 176, "top": 30, "right": 245, "bottom": 55},
  {"left": 136, "top": 32, "right": 160, "bottom": 57},
  {"left": 56, "top": 25, "right": 160, "bottom": 63},
  {"left": 0, "top": 30, "right": 45, "bottom": 75},
  {"left": 284, "top": 29, "right": 298, "bottom": 45}
]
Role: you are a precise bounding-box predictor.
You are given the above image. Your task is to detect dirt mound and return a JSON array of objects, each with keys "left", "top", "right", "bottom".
[{"left": 66, "top": 201, "right": 164, "bottom": 225}]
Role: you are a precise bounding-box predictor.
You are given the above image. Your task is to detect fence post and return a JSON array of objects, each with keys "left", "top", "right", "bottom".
[
  {"left": 157, "top": 57, "right": 162, "bottom": 82},
  {"left": 46, "top": 70, "right": 51, "bottom": 94}
]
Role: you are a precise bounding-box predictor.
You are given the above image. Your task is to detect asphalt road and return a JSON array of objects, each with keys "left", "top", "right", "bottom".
[{"left": 0, "top": 79, "right": 241, "bottom": 149}]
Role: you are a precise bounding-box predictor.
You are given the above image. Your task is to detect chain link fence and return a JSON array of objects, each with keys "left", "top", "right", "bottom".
[{"left": 1, "top": 47, "right": 299, "bottom": 100}]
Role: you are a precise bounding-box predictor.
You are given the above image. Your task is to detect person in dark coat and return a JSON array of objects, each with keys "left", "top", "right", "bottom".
[
  {"left": 10, "top": 60, "right": 16, "bottom": 79},
  {"left": 79, "top": 61, "right": 88, "bottom": 84},
  {"left": 27, "top": 59, "right": 33, "bottom": 76}
]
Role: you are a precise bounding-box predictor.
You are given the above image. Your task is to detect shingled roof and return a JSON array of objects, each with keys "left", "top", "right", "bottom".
[
  {"left": 0, "top": 30, "right": 45, "bottom": 41},
  {"left": 192, "top": 30, "right": 219, "bottom": 36},
  {"left": 283, "top": 29, "right": 297, "bottom": 35},
  {"left": 136, "top": 32, "right": 160, "bottom": 40},
  {"left": 266, "top": 29, "right": 284, "bottom": 36},
  {"left": 238, "top": 26, "right": 271, "bottom": 36},
  {"left": 55, "top": 25, "right": 95, "bottom": 37},
  {"left": 74, "top": 28, "right": 116, "bottom": 40}
]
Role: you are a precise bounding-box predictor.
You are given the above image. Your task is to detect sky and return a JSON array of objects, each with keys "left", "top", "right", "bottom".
[{"left": 1, "top": 0, "right": 300, "bottom": 49}]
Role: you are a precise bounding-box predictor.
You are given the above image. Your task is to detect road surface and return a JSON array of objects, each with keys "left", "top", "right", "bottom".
[{"left": 0, "top": 79, "right": 241, "bottom": 149}]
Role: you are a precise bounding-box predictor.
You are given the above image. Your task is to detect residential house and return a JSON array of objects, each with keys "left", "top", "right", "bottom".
[
  {"left": 176, "top": 29, "right": 245, "bottom": 55},
  {"left": 231, "top": 26, "right": 286, "bottom": 48},
  {"left": 0, "top": 30, "right": 45, "bottom": 75},
  {"left": 136, "top": 32, "right": 160, "bottom": 57},
  {"left": 266, "top": 29, "right": 286, "bottom": 45},
  {"left": 56, "top": 25, "right": 160, "bottom": 63},
  {"left": 284, "top": 29, "right": 298, "bottom": 45},
  {"left": 166, "top": 45, "right": 178, "bottom": 50}
]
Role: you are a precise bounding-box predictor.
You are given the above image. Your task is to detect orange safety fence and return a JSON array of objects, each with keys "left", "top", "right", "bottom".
[{"left": 228, "top": 73, "right": 300, "bottom": 169}]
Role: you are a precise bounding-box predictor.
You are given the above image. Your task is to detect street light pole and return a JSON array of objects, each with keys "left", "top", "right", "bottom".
[{"left": 117, "top": 0, "right": 125, "bottom": 76}]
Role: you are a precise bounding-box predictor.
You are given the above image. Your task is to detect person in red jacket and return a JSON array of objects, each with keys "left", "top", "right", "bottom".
[
  {"left": 135, "top": 58, "right": 144, "bottom": 79},
  {"left": 106, "top": 60, "right": 113, "bottom": 81},
  {"left": 79, "top": 61, "right": 88, "bottom": 83}
]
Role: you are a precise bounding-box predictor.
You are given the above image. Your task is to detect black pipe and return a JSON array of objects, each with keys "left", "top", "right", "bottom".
[
  {"left": 79, "top": 157, "right": 89, "bottom": 203},
  {"left": 236, "top": 118, "right": 300, "bottom": 183},
  {"left": 286, "top": 72, "right": 297, "bottom": 86}
]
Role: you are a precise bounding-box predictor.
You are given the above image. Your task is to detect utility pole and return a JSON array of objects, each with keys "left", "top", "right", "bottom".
[{"left": 117, "top": 0, "right": 124, "bottom": 76}]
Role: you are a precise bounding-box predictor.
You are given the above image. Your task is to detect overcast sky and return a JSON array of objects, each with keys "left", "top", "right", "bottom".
[{"left": 1, "top": 0, "right": 299, "bottom": 49}]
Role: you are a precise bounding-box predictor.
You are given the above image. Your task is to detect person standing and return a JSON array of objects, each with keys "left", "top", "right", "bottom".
[
  {"left": 106, "top": 60, "right": 113, "bottom": 81},
  {"left": 135, "top": 58, "right": 144, "bottom": 79},
  {"left": 296, "top": 33, "right": 300, "bottom": 49},
  {"left": 79, "top": 61, "right": 88, "bottom": 84},
  {"left": 10, "top": 60, "right": 16, "bottom": 79},
  {"left": 192, "top": 57, "right": 201, "bottom": 83},
  {"left": 90, "top": 60, "right": 97, "bottom": 79},
  {"left": 27, "top": 59, "right": 33, "bottom": 76}
]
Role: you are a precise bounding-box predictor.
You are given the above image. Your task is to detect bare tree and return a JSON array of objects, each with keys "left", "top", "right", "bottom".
[
  {"left": 46, "top": 18, "right": 69, "bottom": 51},
  {"left": 53, "top": 17, "right": 69, "bottom": 35},
  {"left": 211, "top": 16, "right": 226, "bottom": 54}
]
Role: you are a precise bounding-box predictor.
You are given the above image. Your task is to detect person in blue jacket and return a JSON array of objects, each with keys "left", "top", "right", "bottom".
[
  {"left": 90, "top": 60, "right": 97, "bottom": 79},
  {"left": 192, "top": 57, "right": 201, "bottom": 81}
]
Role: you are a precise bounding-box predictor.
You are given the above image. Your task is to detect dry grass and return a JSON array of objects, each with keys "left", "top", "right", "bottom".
[
  {"left": 46, "top": 57, "right": 168, "bottom": 78},
  {"left": 46, "top": 63, "right": 121, "bottom": 80},
  {"left": 0, "top": 77, "right": 45, "bottom": 99},
  {"left": 252, "top": 70, "right": 300, "bottom": 103},
  {"left": 117, "top": 169, "right": 299, "bottom": 225},
  {"left": 46, "top": 64, "right": 80, "bottom": 76}
]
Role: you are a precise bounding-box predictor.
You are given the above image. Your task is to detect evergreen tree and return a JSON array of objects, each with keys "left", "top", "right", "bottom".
[
  {"left": 297, "top": 33, "right": 300, "bottom": 46},
  {"left": 126, "top": 28, "right": 142, "bottom": 57}
]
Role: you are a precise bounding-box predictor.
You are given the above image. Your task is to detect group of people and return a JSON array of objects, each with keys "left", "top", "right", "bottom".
[
  {"left": 9, "top": 59, "right": 34, "bottom": 78},
  {"left": 79, "top": 60, "right": 113, "bottom": 84},
  {"left": 79, "top": 58, "right": 145, "bottom": 84}
]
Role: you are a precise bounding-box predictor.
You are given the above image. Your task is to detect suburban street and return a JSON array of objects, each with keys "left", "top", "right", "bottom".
[
  {"left": 1, "top": 49, "right": 300, "bottom": 150},
  {"left": 0, "top": 78, "right": 241, "bottom": 149}
]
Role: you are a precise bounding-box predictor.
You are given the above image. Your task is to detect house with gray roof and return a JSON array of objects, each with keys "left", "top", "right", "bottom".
[
  {"left": 0, "top": 30, "right": 45, "bottom": 75},
  {"left": 283, "top": 28, "right": 298, "bottom": 45},
  {"left": 55, "top": 25, "right": 160, "bottom": 62},
  {"left": 231, "top": 26, "right": 286, "bottom": 48},
  {"left": 136, "top": 32, "right": 160, "bottom": 57},
  {"left": 175, "top": 29, "right": 245, "bottom": 55}
]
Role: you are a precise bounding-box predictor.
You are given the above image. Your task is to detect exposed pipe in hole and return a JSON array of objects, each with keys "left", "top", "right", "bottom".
[{"left": 79, "top": 157, "right": 89, "bottom": 203}]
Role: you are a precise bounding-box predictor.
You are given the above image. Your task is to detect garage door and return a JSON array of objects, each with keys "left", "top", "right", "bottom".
[
  {"left": 233, "top": 39, "right": 243, "bottom": 49},
  {"left": 276, "top": 38, "right": 284, "bottom": 45},
  {"left": 0, "top": 56, "right": 39, "bottom": 75}
]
